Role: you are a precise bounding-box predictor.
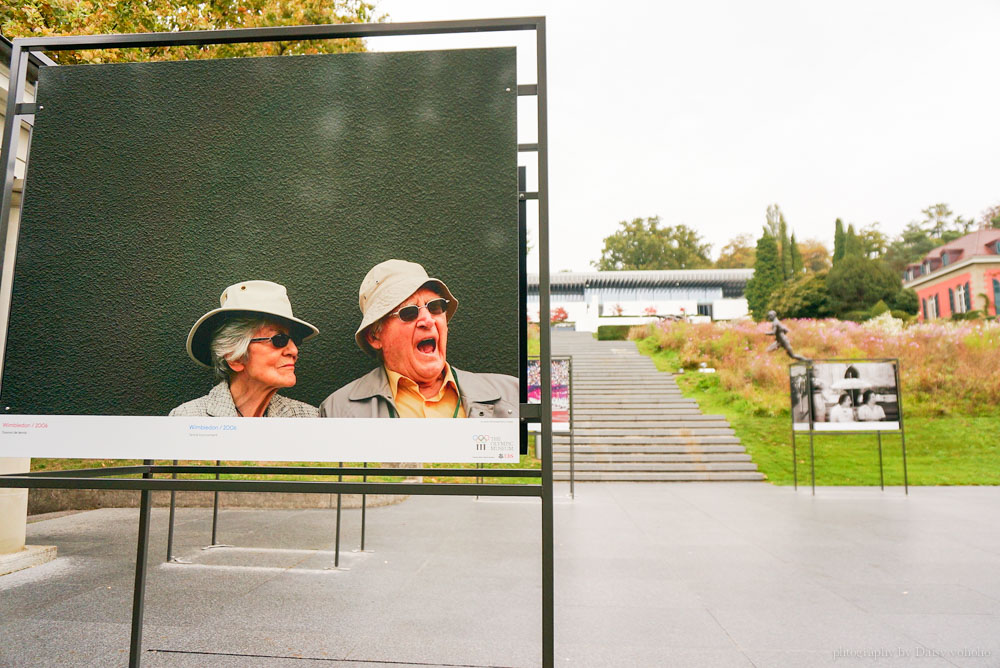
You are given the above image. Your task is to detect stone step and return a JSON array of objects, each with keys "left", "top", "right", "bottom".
[
  {"left": 553, "top": 444, "right": 747, "bottom": 454},
  {"left": 565, "top": 428, "right": 734, "bottom": 436},
  {"left": 568, "top": 413, "right": 726, "bottom": 421},
  {"left": 553, "top": 461, "right": 761, "bottom": 472},
  {"left": 553, "top": 472, "right": 766, "bottom": 482},
  {"left": 553, "top": 435, "right": 741, "bottom": 445},
  {"left": 553, "top": 453, "right": 753, "bottom": 463},
  {"left": 571, "top": 420, "right": 732, "bottom": 429}
]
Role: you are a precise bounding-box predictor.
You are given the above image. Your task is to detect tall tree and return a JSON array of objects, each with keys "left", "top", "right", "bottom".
[
  {"left": 594, "top": 216, "right": 712, "bottom": 270},
  {"left": 789, "top": 233, "right": 803, "bottom": 274},
  {"left": 779, "top": 215, "right": 792, "bottom": 280},
  {"left": 745, "top": 232, "right": 783, "bottom": 321},
  {"left": 833, "top": 218, "right": 846, "bottom": 265},
  {"left": 845, "top": 223, "right": 864, "bottom": 258},
  {"left": 715, "top": 233, "right": 757, "bottom": 268},
  {"left": 1, "top": 0, "right": 377, "bottom": 63}
]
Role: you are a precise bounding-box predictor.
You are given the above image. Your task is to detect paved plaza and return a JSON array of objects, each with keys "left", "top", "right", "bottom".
[{"left": 1, "top": 483, "right": 998, "bottom": 667}]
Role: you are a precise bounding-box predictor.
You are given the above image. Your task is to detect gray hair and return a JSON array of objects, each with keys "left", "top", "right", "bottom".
[{"left": 210, "top": 316, "right": 271, "bottom": 382}]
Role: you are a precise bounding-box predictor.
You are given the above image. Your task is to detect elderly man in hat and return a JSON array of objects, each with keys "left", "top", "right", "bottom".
[{"left": 320, "top": 259, "right": 517, "bottom": 418}]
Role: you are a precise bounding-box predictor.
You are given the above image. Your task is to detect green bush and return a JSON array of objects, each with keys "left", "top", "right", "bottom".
[
  {"left": 890, "top": 310, "right": 912, "bottom": 321},
  {"left": 597, "top": 325, "right": 632, "bottom": 340},
  {"left": 870, "top": 299, "right": 890, "bottom": 316},
  {"left": 951, "top": 310, "right": 982, "bottom": 321}
]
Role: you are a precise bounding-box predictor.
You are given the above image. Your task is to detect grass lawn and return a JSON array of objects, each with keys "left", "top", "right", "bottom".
[{"left": 636, "top": 336, "right": 1000, "bottom": 486}]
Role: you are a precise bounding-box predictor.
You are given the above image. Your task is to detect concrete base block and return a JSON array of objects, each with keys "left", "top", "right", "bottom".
[{"left": 0, "top": 544, "right": 57, "bottom": 577}]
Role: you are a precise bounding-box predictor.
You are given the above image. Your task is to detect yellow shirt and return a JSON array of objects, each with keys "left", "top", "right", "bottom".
[{"left": 385, "top": 365, "right": 466, "bottom": 418}]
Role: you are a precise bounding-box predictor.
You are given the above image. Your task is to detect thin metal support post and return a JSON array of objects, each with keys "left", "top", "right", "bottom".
[
  {"left": 166, "top": 460, "right": 177, "bottom": 561},
  {"left": 568, "top": 356, "right": 575, "bottom": 499},
  {"left": 335, "top": 462, "right": 342, "bottom": 568},
  {"left": 900, "top": 430, "right": 909, "bottom": 495},
  {"left": 877, "top": 433, "right": 884, "bottom": 491},
  {"left": 791, "top": 428, "right": 797, "bottom": 491},
  {"left": 128, "top": 460, "right": 154, "bottom": 668},
  {"left": 210, "top": 460, "right": 221, "bottom": 545},
  {"left": 535, "top": 17, "right": 554, "bottom": 668},
  {"left": 360, "top": 461, "right": 367, "bottom": 551},
  {"left": 809, "top": 431, "right": 816, "bottom": 497},
  {"left": 895, "top": 362, "right": 908, "bottom": 496}
]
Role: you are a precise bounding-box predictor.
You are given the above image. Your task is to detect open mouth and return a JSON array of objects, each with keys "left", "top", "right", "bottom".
[{"left": 416, "top": 338, "right": 437, "bottom": 354}]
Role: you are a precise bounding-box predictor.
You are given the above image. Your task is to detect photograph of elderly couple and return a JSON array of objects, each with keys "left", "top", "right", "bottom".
[
  {"left": 168, "top": 260, "right": 518, "bottom": 421},
  {"left": 0, "top": 47, "right": 521, "bottom": 426},
  {"left": 790, "top": 362, "right": 901, "bottom": 431}
]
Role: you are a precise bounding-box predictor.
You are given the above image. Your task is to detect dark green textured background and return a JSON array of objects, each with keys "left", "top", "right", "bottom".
[{"left": 2, "top": 48, "right": 518, "bottom": 415}]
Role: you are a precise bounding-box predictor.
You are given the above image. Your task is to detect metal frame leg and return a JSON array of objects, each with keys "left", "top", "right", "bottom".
[
  {"left": 900, "top": 430, "right": 909, "bottom": 496},
  {"left": 203, "top": 460, "right": 231, "bottom": 550},
  {"left": 792, "top": 428, "right": 797, "bottom": 491},
  {"left": 327, "top": 463, "right": 348, "bottom": 570},
  {"left": 809, "top": 431, "right": 816, "bottom": 496},
  {"left": 877, "top": 433, "right": 884, "bottom": 491},
  {"left": 128, "top": 460, "right": 154, "bottom": 668}
]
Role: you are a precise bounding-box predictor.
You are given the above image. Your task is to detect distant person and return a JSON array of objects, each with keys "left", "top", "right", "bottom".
[
  {"left": 828, "top": 393, "right": 855, "bottom": 423},
  {"left": 856, "top": 390, "right": 886, "bottom": 422},
  {"left": 320, "top": 260, "right": 517, "bottom": 418},
  {"left": 170, "top": 280, "right": 319, "bottom": 417}
]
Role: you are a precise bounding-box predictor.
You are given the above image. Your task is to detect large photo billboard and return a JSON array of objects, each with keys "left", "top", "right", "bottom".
[
  {"left": 0, "top": 48, "right": 521, "bottom": 462},
  {"left": 791, "top": 361, "right": 901, "bottom": 432}
]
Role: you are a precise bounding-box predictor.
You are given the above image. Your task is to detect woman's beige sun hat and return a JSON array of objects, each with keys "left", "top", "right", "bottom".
[
  {"left": 186, "top": 280, "right": 319, "bottom": 367},
  {"left": 355, "top": 259, "right": 458, "bottom": 355}
]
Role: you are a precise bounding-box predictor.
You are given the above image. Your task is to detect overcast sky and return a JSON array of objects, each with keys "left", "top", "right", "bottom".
[{"left": 367, "top": 0, "right": 1000, "bottom": 272}]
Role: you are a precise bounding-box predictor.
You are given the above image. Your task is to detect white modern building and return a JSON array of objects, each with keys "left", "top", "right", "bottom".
[{"left": 527, "top": 269, "right": 752, "bottom": 331}]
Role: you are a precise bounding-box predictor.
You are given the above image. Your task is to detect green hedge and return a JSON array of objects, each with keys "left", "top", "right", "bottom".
[{"left": 597, "top": 325, "right": 632, "bottom": 341}]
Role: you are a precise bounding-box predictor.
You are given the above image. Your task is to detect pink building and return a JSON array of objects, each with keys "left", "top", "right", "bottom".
[{"left": 902, "top": 229, "right": 1000, "bottom": 320}]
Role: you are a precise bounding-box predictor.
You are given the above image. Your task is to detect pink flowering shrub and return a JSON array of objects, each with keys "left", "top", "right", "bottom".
[{"left": 633, "top": 316, "right": 1000, "bottom": 417}]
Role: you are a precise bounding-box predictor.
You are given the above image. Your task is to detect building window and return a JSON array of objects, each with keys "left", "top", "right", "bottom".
[
  {"left": 925, "top": 295, "right": 939, "bottom": 319},
  {"left": 696, "top": 303, "right": 712, "bottom": 317},
  {"left": 942, "top": 253, "right": 950, "bottom": 267},
  {"left": 994, "top": 279, "right": 1000, "bottom": 315},
  {"left": 953, "top": 284, "right": 967, "bottom": 314}
]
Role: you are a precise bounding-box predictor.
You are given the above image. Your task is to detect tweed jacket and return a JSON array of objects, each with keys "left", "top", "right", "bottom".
[
  {"left": 319, "top": 365, "right": 518, "bottom": 419},
  {"left": 169, "top": 381, "right": 318, "bottom": 417}
]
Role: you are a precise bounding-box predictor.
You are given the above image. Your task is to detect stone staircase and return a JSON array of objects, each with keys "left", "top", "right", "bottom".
[{"left": 550, "top": 330, "right": 765, "bottom": 482}]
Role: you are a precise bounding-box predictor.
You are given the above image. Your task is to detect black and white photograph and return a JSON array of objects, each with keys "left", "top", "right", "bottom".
[{"left": 791, "top": 361, "right": 901, "bottom": 432}]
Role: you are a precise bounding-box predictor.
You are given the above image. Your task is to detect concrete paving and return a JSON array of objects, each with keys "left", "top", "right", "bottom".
[{"left": 1, "top": 483, "right": 999, "bottom": 667}]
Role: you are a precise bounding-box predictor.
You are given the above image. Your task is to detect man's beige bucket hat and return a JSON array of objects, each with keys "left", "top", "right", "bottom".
[{"left": 355, "top": 259, "right": 458, "bottom": 355}]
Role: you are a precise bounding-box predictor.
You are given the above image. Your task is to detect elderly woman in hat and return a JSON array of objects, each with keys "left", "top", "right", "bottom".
[
  {"left": 170, "top": 280, "right": 319, "bottom": 417},
  {"left": 319, "top": 259, "right": 517, "bottom": 419}
]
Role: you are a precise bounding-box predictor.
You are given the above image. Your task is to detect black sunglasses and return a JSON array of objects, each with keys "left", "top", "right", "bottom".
[
  {"left": 249, "top": 332, "right": 302, "bottom": 349},
  {"left": 389, "top": 298, "right": 450, "bottom": 322}
]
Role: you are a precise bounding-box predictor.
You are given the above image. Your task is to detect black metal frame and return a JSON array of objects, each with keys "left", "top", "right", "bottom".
[
  {"left": 0, "top": 17, "right": 554, "bottom": 668},
  {"left": 789, "top": 358, "right": 908, "bottom": 496}
]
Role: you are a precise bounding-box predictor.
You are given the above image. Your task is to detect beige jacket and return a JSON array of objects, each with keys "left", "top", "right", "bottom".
[{"left": 319, "top": 366, "right": 518, "bottom": 419}]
